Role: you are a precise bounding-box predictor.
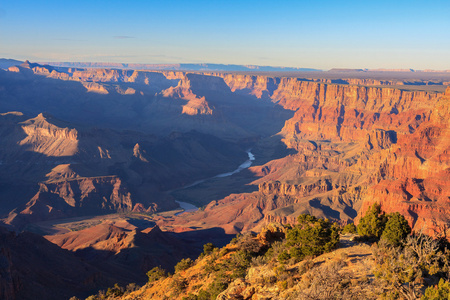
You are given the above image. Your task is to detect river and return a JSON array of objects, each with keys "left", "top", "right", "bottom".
[{"left": 175, "top": 150, "right": 255, "bottom": 215}]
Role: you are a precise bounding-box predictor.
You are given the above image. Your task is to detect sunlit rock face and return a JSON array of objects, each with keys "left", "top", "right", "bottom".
[{"left": 153, "top": 77, "right": 449, "bottom": 236}]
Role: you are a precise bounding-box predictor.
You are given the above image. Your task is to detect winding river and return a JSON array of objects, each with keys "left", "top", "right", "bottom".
[{"left": 175, "top": 150, "right": 255, "bottom": 215}]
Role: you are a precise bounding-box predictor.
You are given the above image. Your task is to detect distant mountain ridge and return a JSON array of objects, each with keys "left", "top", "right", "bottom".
[
  {"left": 3, "top": 58, "right": 450, "bottom": 73},
  {"left": 36, "top": 61, "right": 322, "bottom": 72},
  {"left": 0, "top": 58, "right": 23, "bottom": 69}
]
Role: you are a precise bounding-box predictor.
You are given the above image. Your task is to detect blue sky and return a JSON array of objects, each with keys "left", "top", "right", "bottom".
[{"left": 1, "top": 0, "right": 449, "bottom": 69}]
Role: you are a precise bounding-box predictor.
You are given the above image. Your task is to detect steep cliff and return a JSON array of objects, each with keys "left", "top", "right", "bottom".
[
  {"left": 159, "top": 82, "right": 448, "bottom": 235},
  {"left": 359, "top": 88, "right": 450, "bottom": 235}
]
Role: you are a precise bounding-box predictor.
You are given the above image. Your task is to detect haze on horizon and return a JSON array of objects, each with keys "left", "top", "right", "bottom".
[{"left": 1, "top": 0, "right": 449, "bottom": 70}]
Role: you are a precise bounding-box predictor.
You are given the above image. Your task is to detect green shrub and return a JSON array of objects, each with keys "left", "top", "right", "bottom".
[
  {"left": 357, "top": 203, "right": 387, "bottom": 239},
  {"left": 147, "top": 266, "right": 167, "bottom": 283},
  {"left": 285, "top": 214, "right": 340, "bottom": 260},
  {"left": 228, "top": 250, "right": 252, "bottom": 279},
  {"left": 170, "top": 274, "right": 187, "bottom": 296},
  {"left": 277, "top": 280, "right": 288, "bottom": 291},
  {"left": 234, "top": 232, "right": 264, "bottom": 254},
  {"left": 230, "top": 233, "right": 242, "bottom": 245},
  {"left": 106, "top": 283, "right": 124, "bottom": 297},
  {"left": 277, "top": 250, "right": 291, "bottom": 263},
  {"left": 265, "top": 241, "right": 285, "bottom": 262},
  {"left": 373, "top": 233, "right": 448, "bottom": 299},
  {"left": 205, "top": 280, "right": 228, "bottom": 299},
  {"left": 218, "top": 247, "right": 229, "bottom": 257},
  {"left": 297, "top": 257, "right": 314, "bottom": 275},
  {"left": 175, "top": 258, "right": 194, "bottom": 273},
  {"left": 381, "top": 212, "right": 411, "bottom": 246},
  {"left": 342, "top": 223, "right": 357, "bottom": 234},
  {"left": 196, "top": 289, "right": 212, "bottom": 300},
  {"left": 182, "top": 293, "right": 198, "bottom": 300},
  {"left": 203, "top": 243, "right": 216, "bottom": 256},
  {"left": 250, "top": 255, "right": 267, "bottom": 267},
  {"left": 422, "top": 279, "right": 450, "bottom": 300},
  {"left": 125, "top": 283, "right": 139, "bottom": 293}
]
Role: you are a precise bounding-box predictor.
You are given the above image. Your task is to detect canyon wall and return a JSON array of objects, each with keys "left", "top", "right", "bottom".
[
  {"left": 161, "top": 81, "right": 449, "bottom": 234},
  {"left": 3, "top": 63, "right": 449, "bottom": 235}
]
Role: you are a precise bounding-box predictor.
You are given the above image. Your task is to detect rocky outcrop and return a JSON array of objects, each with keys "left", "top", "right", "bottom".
[
  {"left": 161, "top": 75, "right": 215, "bottom": 116},
  {"left": 258, "top": 180, "right": 333, "bottom": 197},
  {"left": 21, "top": 113, "right": 78, "bottom": 139},
  {"left": 0, "top": 110, "right": 253, "bottom": 229},
  {"left": 277, "top": 81, "right": 437, "bottom": 142},
  {"left": 132, "top": 143, "right": 149, "bottom": 162},
  {"left": 210, "top": 73, "right": 441, "bottom": 147},
  {"left": 71, "top": 68, "right": 133, "bottom": 82},
  {"left": 4, "top": 176, "right": 135, "bottom": 228},
  {"left": 82, "top": 81, "right": 109, "bottom": 94},
  {"left": 44, "top": 220, "right": 233, "bottom": 284},
  {"left": 220, "top": 74, "right": 279, "bottom": 98},
  {"left": 364, "top": 129, "right": 396, "bottom": 150},
  {"left": 13, "top": 113, "right": 80, "bottom": 157}
]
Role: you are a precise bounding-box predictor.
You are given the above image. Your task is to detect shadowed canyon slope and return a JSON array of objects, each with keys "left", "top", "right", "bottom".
[
  {"left": 0, "top": 226, "right": 118, "bottom": 300},
  {"left": 0, "top": 220, "right": 232, "bottom": 300},
  {"left": 1, "top": 63, "right": 293, "bottom": 140},
  {"left": 0, "top": 109, "right": 249, "bottom": 229}
]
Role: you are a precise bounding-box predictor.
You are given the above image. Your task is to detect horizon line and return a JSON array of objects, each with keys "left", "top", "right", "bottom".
[{"left": 3, "top": 58, "right": 450, "bottom": 73}]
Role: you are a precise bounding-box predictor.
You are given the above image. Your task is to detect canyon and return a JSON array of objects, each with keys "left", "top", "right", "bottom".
[{"left": 0, "top": 59, "right": 449, "bottom": 299}]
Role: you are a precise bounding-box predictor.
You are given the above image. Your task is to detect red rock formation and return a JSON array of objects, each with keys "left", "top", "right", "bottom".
[
  {"left": 358, "top": 88, "right": 450, "bottom": 235},
  {"left": 81, "top": 81, "right": 109, "bottom": 94},
  {"left": 161, "top": 84, "right": 449, "bottom": 236},
  {"left": 161, "top": 74, "right": 214, "bottom": 115},
  {"left": 220, "top": 74, "right": 279, "bottom": 98},
  {"left": 258, "top": 180, "right": 333, "bottom": 197}
]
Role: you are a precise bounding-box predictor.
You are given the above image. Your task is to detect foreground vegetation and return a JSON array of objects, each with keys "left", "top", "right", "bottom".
[{"left": 79, "top": 206, "right": 450, "bottom": 300}]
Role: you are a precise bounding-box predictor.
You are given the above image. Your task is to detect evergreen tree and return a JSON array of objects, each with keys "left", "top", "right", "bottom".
[
  {"left": 342, "top": 223, "right": 357, "bottom": 234},
  {"left": 357, "top": 203, "right": 387, "bottom": 239},
  {"left": 381, "top": 212, "right": 411, "bottom": 246},
  {"left": 422, "top": 279, "right": 450, "bottom": 300},
  {"left": 147, "top": 266, "right": 167, "bottom": 283},
  {"left": 175, "top": 258, "right": 194, "bottom": 273},
  {"left": 285, "top": 214, "right": 340, "bottom": 260}
]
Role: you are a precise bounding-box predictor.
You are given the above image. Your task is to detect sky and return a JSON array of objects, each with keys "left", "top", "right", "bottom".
[{"left": 0, "top": 0, "right": 449, "bottom": 70}]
